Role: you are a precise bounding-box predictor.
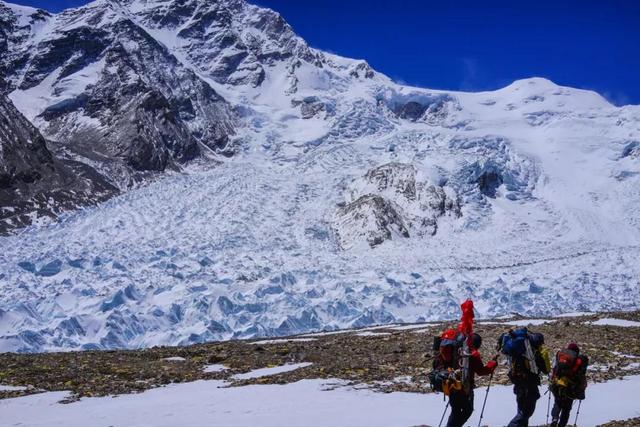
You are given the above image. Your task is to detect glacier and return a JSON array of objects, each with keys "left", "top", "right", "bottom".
[{"left": 0, "top": 0, "right": 639, "bottom": 352}]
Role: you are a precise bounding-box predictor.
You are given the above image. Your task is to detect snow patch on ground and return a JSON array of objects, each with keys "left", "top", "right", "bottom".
[
  {"left": 0, "top": 376, "right": 639, "bottom": 426},
  {"left": 478, "top": 319, "right": 557, "bottom": 327},
  {"left": 251, "top": 338, "right": 317, "bottom": 345},
  {"left": 202, "top": 364, "right": 228, "bottom": 373},
  {"left": 0, "top": 384, "right": 26, "bottom": 391},
  {"left": 389, "top": 324, "right": 432, "bottom": 331},
  {"left": 588, "top": 318, "right": 640, "bottom": 327},
  {"left": 355, "top": 331, "right": 392, "bottom": 337},
  {"left": 300, "top": 330, "right": 354, "bottom": 338},
  {"left": 554, "top": 312, "right": 596, "bottom": 318},
  {"left": 231, "top": 363, "right": 314, "bottom": 380}
]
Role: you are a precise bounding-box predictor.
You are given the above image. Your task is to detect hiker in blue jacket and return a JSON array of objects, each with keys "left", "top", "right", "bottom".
[{"left": 498, "top": 328, "right": 551, "bottom": 427}]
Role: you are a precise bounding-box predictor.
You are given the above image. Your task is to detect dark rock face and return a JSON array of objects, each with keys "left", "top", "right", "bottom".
[
  {"left": 364, "top": 163, "right": 417, "bottom": 201},
  {"left": 1, "top": 1, "right": 235, "bottom": 190},
  {"left": 0, "top": 4, "right": 52, "bottom": 89},
  {"left": 291, "top": 96, "right": 326, "bottom": 119},
  {"left": 397, "top": 101, "right": 427, "bottom": 122},
  {"left": 349, "top": 62, "right": 375, "bottom": 80},
  {"left": 0, "top": 95, "right": 55, "bottom": 189},
  {"left": 0, "top": 94, "right": 118, "bottom": 234}
]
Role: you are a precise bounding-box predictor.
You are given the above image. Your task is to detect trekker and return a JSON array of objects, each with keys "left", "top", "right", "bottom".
[
  {"left": 549, "top": 342, "right": 588, "bottom": 427},
  {"left": 498, "top": 327, "right": 551, "bottom": 427},
  {"left": 429, "top": 300, "right": 497, "bottom": 427},
  {"left": 448, "top": 332, "right": 497, "bottom": 427}
]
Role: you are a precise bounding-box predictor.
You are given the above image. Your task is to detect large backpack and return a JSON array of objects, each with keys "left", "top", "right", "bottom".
[
  {"left": 554, "top": 349, "right": 578, "bottom": 377},
  {"left": 500, "top": 328, "right": 549, "bottom": 383},
  {"left": 429, "top": 329, "right": 467, "bottom": 395},
  {"left": 552, "top": 350, "right": 589, "bottom": 400}
]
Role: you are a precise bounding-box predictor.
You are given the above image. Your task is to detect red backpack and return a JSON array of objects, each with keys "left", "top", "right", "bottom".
[{"left": 554, "top": 349, "right": 582, "bottom": 378}]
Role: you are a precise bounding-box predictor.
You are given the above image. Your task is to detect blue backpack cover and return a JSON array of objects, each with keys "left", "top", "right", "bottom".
[{"left": 501, "top": 328, "right": 529, "bottom": 358}]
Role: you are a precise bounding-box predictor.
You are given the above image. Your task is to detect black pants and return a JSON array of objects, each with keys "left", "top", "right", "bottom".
[
  {"left": 446, "top": 390, "right": 474, "bottom": 427},
  {"left": 551, "top": 394, "right": 574, "bottom": 427},
  {"left": 507, "top": 382, "right": 540, "bottom": 427}
]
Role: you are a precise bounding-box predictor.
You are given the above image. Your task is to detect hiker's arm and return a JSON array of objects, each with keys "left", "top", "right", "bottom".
[{"left": 471, "top": 351, "right": 497, "bottom": 375}]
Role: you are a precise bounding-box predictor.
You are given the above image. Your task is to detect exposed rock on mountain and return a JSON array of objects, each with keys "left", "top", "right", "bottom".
[
  {"left": 127, "top": 0, "right": 322, "bottom": 89},
  {"left": 0, "top": 93, "right": 117, "bottom": 233},
  {"left": 292, "top": 96, "right": 327, "bottom": 119},
  {"left": 1, "top": 0, "right": 235, "bottom": 188},
  {"left": 334, "top": 195, "right": 410, "bottom": 249},
  {"left": 334, "top": 163, "right": 461, "bottom": 248}
]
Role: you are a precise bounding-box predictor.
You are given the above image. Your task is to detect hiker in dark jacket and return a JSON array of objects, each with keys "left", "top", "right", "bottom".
[
  {"left": 446, "top": 333, "right": 498, "bottom": 427},
  {"left": 550, "top": 343, "right": 588, "bottom": 427},
  {"left": 499, "top": 328, "right": 551, "bottom": 427}
]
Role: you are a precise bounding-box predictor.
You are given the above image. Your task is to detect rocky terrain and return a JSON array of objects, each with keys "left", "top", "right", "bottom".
[{"left": 0, "top": 311, "right": 638, "bottom": 405}]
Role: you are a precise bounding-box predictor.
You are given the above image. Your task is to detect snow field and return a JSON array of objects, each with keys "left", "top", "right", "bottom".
[{"left": 0, "top": 376, "right": 638, "bottom": 426}]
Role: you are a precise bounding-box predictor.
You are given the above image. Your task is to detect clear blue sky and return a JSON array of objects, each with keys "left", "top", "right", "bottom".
[{"left": 16, "top": 0, "right": 640, "bottom": 105}]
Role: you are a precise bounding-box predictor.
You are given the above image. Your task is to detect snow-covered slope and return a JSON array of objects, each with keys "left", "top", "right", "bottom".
[
  {"left": 2, "top": 376, "right": 640, "bottom": 426},
  {"left": 0, "top": 0, "right": 639, "bottom": 352}
]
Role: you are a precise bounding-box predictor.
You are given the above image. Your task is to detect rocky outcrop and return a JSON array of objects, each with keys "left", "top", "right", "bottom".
[
  {"left": 384, "top": 92, "right": 459, "bottom": 126},
  {"left": 333, "top": 163, "right": 461, "bottom": 249},
  {"left": 334, "top": 195, "right": 410, "bottom": 249},
  {"left": 129, "top": 0, "right": 324, "bottom": 90},
  {"left": 0, "top": 94, "right": 117, "bottom": 234},
  {"left": 292, "top": 96, "right": 326, "bottom": 119}
]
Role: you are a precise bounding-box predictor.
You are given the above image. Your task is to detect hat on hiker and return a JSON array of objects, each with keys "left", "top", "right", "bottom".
[
  {"left": 567, "top": 342, "right": 580, "bottom": 354},
  {"left": 472, "top": 332, "right": 482, "bottom": 349}
]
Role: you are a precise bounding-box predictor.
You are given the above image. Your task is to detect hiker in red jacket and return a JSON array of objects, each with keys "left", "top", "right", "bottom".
[
  {"left": 445, "top": 333, "right": 498, "bottom": 427},
  {"left": 550, "top": 343, "right": 589, "bottom": 427}
]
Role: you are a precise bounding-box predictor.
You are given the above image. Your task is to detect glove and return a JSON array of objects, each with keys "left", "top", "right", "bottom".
[{"left": 486, "top": 360, "right": 498, "bottom": 372}]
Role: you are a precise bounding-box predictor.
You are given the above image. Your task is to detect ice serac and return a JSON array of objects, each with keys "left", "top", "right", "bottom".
[{"left": 0, "top": 91, "right": 117, "bottom": 233}]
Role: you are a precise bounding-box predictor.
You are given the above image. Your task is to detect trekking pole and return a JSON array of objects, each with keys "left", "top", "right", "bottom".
[
  {"left": 438, "top": 401, "right": 449, "bottom": 427},
  {"left": 546, "top": 387, "right": 551, "bottom": 425},
  {"left": 573, "top": 400, "right": 582, "bottom": 426},
  {"left": 476, "top": 371, "right": 493, "bottom": 427}
]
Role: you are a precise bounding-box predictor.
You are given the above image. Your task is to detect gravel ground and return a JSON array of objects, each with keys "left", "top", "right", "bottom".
[{"left": 1, "top": 310, "right": 638, "bottom": 424}]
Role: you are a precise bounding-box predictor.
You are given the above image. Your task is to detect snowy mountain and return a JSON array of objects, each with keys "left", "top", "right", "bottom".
[
  {"left": 0, "top": 0, "right": 234, "bottom": 190},
  {"left": 0, "top": 0, "right": 639, "bottom": 352}
]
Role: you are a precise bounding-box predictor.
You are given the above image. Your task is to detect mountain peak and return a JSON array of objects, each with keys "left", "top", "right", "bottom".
[{"left": 1, "top": 0, "right": 638, "bottom": 353}]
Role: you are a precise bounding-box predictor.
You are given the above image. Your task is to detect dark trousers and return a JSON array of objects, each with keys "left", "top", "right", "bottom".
[
  {"left": 446, "top": 390, "right": 474, "bottom": 427},
  {"left": 507, "top": 382, "right": 540, "bottom": 427},
  {"left": 551, "top": 394, "right": 574, "bottom": 427}
]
